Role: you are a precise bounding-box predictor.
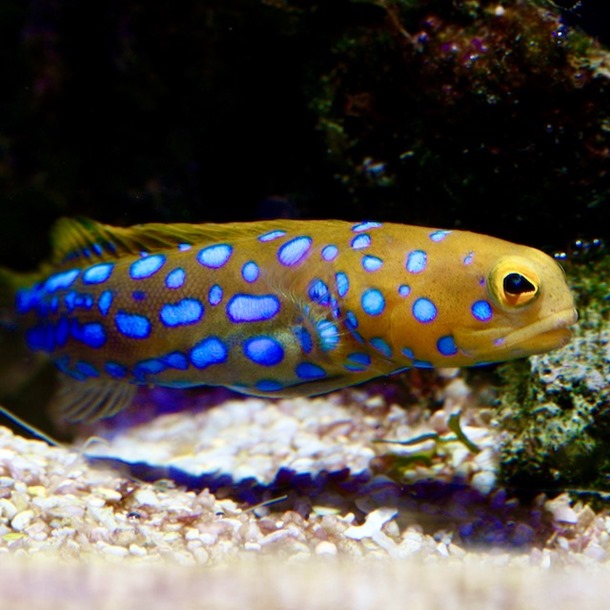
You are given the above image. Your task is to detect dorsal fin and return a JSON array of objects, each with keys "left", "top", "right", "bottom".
[{"left": 50, "top": 217, "right": 317, "bottom": 266}]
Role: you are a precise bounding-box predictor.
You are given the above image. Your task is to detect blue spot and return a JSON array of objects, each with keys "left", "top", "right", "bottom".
[
  {"left": 62, "top": 291, "right": 76, "bottom": 312},
  {"left": 414, "top": 360, "right": 434, "bottom": 368},
  {"left": 115, "top": 311, "right": 151, "bottom": 339},
  {"left": 72, "top": 321, "right": 107, "bottom": 348},
  {"left": 165, "top": 268, "right": 186, "bottom": 289},
  {"left": 412, "top": 298, "right": 437, "bottom": 323},
  {"left": 65, "top": 291, "right": 87, "bottom": 312},
  {"left": 132, "top": 290, "right": 147, "bottom": 301},
  {"left": 243, "top": 336, "right": 284, "bottom": 366},
  {"left": 74, "top": 294, "right": 93, "bottom": 310},
  {"left": 190, "top": 337, "right": 228, "bottom": 368},
  {"left": 254, "top": 379, "right": 283, "bottom": 392},
  {"left": 54, "top": 356, "right": 82, "bottom": 380},
  {"left": 352, "top": 221, "right": 382, "bottom": 232},
  {"left": 178, "top": 243, "right": 192, "bottom": 251},
  {"left": 429, "top": 230, "right": 451, "bottom": 242},
  {"left": 345, "top": 310, "right": 359, "bottom": 329},
  {"left": 74, "top": 361, "right": 99, "bottom": 379},
  {"left": 335, "top": 272, "right": 349, "bottom": 297},
  {"left": 208, "top": 284, "right": 223, "bottom": 306},
  {"left": 398, "top": 284, "right": 411, "bottom": 297},
  {"left": 464, "top": 252, "right": 474, "bottom": 265},
  {"left": 130, "top": 254, "right": 166, "bottom": 280},
  {"left": 361, "top": 288, "right": 385, "bottom": 316},
  {"left": 406, "top": 250, "right": 427, "bottom": 273},
  {"left": 401, "top": 347, "right": 415, "bottom": 360},
  {"left": 45, "top": 269, "right": 80, "bottom": 292},
  {"left": 16, "top": 286, "right": 41, "bottom": 314},
  {"left": 160, "top": 298, "right": 204, "bottom": 327},
  {"left": 316, "top": 320, "right": 340, "bottom": 351},
  {"left": 26, "top": 324, "right": 54, "bottom": 352},
  {"left": 278, "top": 236, "right": 312, "bottom": 267},
  {"left": 134, "top": 359, "right": 166, "bottom": 380},
  {"left": 308, "top": 279, "right": 329, "bottom": 305},
  {"left": 98, "top": 290, "right": 113, "bottom": 316},
  {"left": 197, "top": 244, "right": 233, "bottom": 269},
  {"left": 351, "top": 234, "right": 371, "bottom": 250},
  {"left": 105, "top": 362, "right": 127, "bottom": 379},
  {"left": 330, "top": 297, "right": 341, "bottom": 319},
  {"left": 345, "top": 352, "right": 371, "bottom": 372},
  {"left": 321, "top": 245, "right": 338, "bottom": 261},
  {"left": 296, "top": 362, "right": 326, "bottom": 380},
  {"left": 227, "top": 294, "right": 281, "bottom": 323},
  {"left": 437, "top": 335, "right": 458, "bottom": 356},
  {"left": 370, "top": 337, "right": 392, "bottom": 358},
  {"left": 471, "top": 300, "right": 493, "bottom": 322},
  {"left": 293, "top": 326, "right": 313, "bottom": 354},
  {"left": 55, "top": 318, "right": 69, "bottom": 348},
  {"left": 163, "top": 351, "right": 189, "bottom": 370},
  {"left": 362, "top": 255, "right": 383, "bottom": 272},
  {"left": 82, "top": 263, "right": 114, "bottom": 285},
  {"left": 241, "top": 261, "right": 260, "bottom": 283},
  {"left": 258, "top": 230, "right": 286, "bottom": 242}
]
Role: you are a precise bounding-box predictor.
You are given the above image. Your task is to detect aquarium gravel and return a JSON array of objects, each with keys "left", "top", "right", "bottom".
[{"left": 0, "top": 369, "right": 609, "bottom": 607}]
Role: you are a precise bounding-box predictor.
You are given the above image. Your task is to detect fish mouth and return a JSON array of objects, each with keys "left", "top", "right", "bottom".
[
  {"left": 455, "top": 307, "right": 578, "bottom": 360},
  {"left": 499, "top": 307, "right": 578, "bottom": 353}
]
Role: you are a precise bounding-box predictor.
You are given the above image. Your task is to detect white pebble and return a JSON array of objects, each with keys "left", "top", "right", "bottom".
[
  {"left": 129, "top": 543, "right": 147, "bottom": 557},
  {"left": 344, "top": 508, "right": 398, "bottom": 540},
  {"left": 192, "top": 547, "right": 210, "bottom": 564},
  {"left": 11, "top": 510, "right": 34, "bottom": 532},
  {"left": 546, "top": 495, "right": 578, "bottom": 524},
  {"left": 97, "top": 488, "right": 123, "bottom": 502},
  {"left": 260, "top": 529, "right": 294, "bottom": 547},
  {"left": 101, "top": 543, "right": 129, "bottom": 558},
  {"left": 0, "top": 499, "right": 17, "bottom": 520},
  {"left": 134, "top": 488, "right": 161, "bottom": 508},
  {"left": 315, "top": 541, "right": 337, "bottom": 555},
  {"left": 471, "top": 471, "right": 496, "bottom": 495},
  {"left": 185, "top": 528, "right": 202, "bottom": 541},
  {"left": 244, "top": 542, "right": 262, "bottom": 552}
]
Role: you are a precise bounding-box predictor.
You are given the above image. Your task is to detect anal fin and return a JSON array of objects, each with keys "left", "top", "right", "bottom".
[{"left": 52, "top": 378, "right": 137, "bottom": 423}]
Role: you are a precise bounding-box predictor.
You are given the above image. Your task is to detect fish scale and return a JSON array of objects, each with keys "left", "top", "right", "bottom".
[{"left": 1, "top": 217, "right": 577, "bottom": 422}]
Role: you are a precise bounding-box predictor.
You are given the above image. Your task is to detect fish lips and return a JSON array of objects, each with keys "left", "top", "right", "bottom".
[{"left": 455, "top": 307, "right": 578, "bottom": 360}]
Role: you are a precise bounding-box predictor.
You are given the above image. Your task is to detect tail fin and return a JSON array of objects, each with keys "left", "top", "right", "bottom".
[
  {"left": 0, "top": 266, "right": 40, "bottom": 329},
  {"left": 0, "top": 266, "right": 39, "bottom": 386},
  {"left": 0, "top": 267, "right": 18, "bottom": 330},
  {"left": 0, "top": 266, "right": 56, "bottom": 432}
]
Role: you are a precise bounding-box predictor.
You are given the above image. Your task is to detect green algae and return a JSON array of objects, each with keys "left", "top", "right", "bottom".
[
  {"left": 306, "top": 0, "right": 610, "bottom": 244},
  {"left": 1, "top": 0, "right": 608, "bottom": 269},
  {"left": 497, "top": 255, "right": 610, "bottom": 495}
]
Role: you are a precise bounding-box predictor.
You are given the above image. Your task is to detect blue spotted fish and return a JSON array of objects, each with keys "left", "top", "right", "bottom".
[{"left": 1, "top": 218, "right": 577, "bottom": 422}]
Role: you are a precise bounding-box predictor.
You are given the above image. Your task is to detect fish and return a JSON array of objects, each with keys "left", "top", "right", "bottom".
[{"left": 0, "top": 217, "right": 577, "bottom": 422}]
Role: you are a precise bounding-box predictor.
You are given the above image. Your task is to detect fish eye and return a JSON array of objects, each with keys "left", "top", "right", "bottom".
[
  {"left": 503, "top": 272, "right": 536, "bottom": 297},
  {"left": 489, "top": 258, "right": 540, "bottom": 309}
]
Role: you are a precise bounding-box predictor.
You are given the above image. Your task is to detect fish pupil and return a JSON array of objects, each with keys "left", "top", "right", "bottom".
[{"left": 503, "top": 272, "right": 535, "bottom": 295}]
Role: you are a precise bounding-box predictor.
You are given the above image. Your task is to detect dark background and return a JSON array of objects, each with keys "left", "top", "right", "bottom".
[{"left": 0, "top": 0, "right": 609, "bottom": 271}]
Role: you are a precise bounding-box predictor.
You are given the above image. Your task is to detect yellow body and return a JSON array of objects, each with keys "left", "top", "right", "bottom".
[{"left": 8, "top": 218, "right": 577, "bottom": 421}]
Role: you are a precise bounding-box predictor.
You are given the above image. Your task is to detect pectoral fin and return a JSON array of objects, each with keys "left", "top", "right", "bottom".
[{"left": 52, "top": 377, "right": 136, "bottom": 423}]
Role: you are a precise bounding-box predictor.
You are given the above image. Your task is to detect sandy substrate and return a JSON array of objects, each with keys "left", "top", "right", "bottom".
[{"left": 0, "top": 372, "right": 609, "bottom": 607}]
